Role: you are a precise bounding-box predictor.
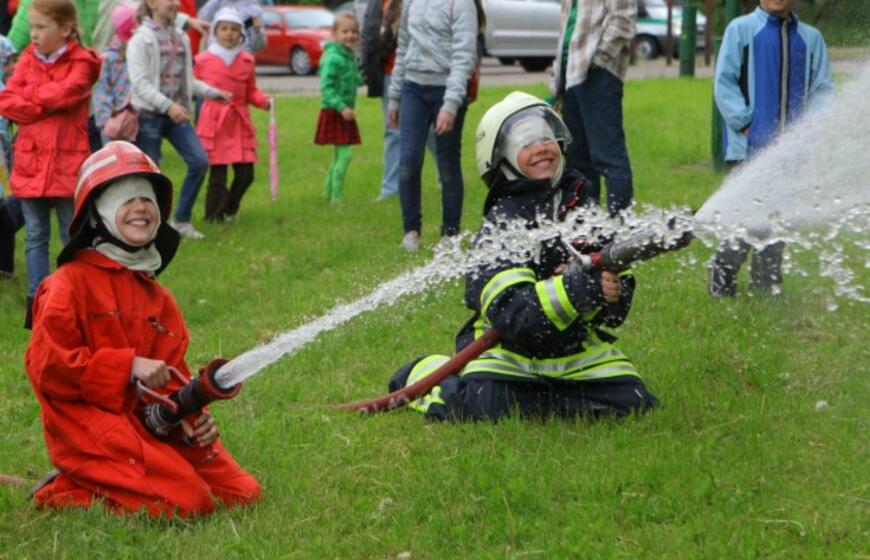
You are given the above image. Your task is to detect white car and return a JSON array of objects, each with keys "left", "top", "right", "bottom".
[{"left": 481, "top": 0, "right": 707, "bottom": 71}]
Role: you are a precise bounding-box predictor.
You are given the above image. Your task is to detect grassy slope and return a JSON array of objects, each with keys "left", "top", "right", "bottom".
[{"left": 0, "top": 80, "right": 867, "bottom": 558}]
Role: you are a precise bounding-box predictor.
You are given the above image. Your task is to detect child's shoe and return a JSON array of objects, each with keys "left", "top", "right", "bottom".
[
  {"left": 170, "top": 220, "right": 205, "bottom": 240},
  {"left": 401, "top": 231, "right": 420, "bottom": 251}
]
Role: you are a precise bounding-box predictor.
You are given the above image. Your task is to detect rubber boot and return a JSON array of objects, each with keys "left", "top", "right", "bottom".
[{"left": 24, "top": 296, "right": 34, "bottom": 330}]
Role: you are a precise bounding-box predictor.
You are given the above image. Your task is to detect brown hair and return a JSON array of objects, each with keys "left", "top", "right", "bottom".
[
  {"left": 136, "top": 1, "right": 152, "bottom": 23},
  {"left": 333, "top": 11, "right": 358, "bottom": 32},
  {"left": 30, "top": 0, "right": 82, "bottom": 44}
]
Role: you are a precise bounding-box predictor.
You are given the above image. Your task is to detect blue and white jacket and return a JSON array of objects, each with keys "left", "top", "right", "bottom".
[{"left": 714, "top": 7, "right": 833, "bottom": 162}]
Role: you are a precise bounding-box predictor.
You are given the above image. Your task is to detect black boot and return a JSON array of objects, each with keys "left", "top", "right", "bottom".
[{"left": 24, "top": 296, "right": 34, "bottom": 330}]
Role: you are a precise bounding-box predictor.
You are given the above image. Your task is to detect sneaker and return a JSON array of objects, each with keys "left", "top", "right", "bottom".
[
  {"left": 28, "top": 469, "right": 61, "bottom": 499},
  {"left": 375, "top": 192, "right": 397, "bottom": 202},
  {"left": 224, "top": 214, "right": 236, "bottom": 223},
  {"left": 401, "top": 230, "right": 420, "bottom": 251},
  {"left": 170, "top": 220, "right": 205, "bottom": 240}
]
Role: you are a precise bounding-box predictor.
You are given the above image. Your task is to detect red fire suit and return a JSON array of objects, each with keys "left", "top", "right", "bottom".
[{"left": 25, "top": 250, "right": 260, "bottom": 517}]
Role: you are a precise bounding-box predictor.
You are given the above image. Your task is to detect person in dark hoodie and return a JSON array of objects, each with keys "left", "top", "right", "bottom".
[{"left": 388, "top": 92, "right": 659, "bottom": 422}]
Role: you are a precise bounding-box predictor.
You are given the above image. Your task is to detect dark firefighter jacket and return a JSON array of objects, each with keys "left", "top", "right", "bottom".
[{"left": 456, "top": 169, "right": 640, "bottom": 383}]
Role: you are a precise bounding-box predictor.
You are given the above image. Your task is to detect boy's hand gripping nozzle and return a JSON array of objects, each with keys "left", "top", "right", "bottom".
[{"left": 136, "top": 359, "right": 241, "bottom": 439}]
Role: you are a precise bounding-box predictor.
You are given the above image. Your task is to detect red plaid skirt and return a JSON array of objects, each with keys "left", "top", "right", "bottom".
[{"left": 314, "top": 109, "right": 361, "bottom": 145}]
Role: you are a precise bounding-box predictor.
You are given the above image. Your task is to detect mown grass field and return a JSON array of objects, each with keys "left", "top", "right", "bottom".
[{"left": 0, "top": 78, "right": 867, "bottom": 558}]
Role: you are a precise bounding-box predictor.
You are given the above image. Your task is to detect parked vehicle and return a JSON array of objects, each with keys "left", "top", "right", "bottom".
[
  {"left": 635, "top": 0, "right": 707, "bottom": 60},
  {"left": 482, "top": 0, "right": 561, "bottom": 72},
  {"left": 256, "top": 6, "right": 334, "bottom": 75},
  {"left": 481, "top": 0, "right": 707, "bottom": 72}
]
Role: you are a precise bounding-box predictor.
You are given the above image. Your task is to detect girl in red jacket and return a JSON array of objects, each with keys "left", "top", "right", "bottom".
[
  {"left": 0, "top": 0, "right": 100, "bottom": 327},
  {"left": 26, "top": 141, "right": 261, "bottom": 517},
  {"left": 194, "top": 7, "right": 270, "bottom": 222}
]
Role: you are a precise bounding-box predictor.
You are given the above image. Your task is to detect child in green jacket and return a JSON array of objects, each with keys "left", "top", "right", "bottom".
[{"left": 314, "top": 12, "right": 363, "bottom": 204}]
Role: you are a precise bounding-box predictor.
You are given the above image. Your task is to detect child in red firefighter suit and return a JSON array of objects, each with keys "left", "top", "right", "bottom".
[
  {"left": 389, "top": 92, "right": 659, "bottom": 422},
  {"left": 25, "top": 141, "right": 261, "bottom": 517}
]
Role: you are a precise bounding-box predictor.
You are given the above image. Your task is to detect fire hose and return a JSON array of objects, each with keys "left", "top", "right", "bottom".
[
  {"left": 0, "top": 224, "right": 693, "bottom": 485},
  {"left": 336, "top": 223, "right": 694, "bottom": 414}
]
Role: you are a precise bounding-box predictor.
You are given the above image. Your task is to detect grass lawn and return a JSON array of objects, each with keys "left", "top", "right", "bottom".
[{"left": 0, "top": 78, "right": 867, "bottom": 558}]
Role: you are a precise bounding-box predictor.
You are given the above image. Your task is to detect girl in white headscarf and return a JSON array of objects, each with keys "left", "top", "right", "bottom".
[{"left": 193, "top": 7, "right": 271, "bottom": 222}]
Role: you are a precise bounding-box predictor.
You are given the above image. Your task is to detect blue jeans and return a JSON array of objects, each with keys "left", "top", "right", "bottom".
[
  {"left": 562, "top": 67, "right": 633, "bottom": 214},
  {"left": 20, "top": 197, "right": 73, "bottom": 297},
  {"left": 380, "top": 75, "right": 401, "bottom": 198},
  {"left": 136, "top": 111, "right": 208, "bottom": 223},
  {"left": 398, "top": 81, "right": 466, "bottom": 236}
]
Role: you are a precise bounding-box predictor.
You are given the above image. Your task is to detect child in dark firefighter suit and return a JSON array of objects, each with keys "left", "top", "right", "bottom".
[
  {"left": 389, "top": 92, "right": 658, "bottom": 421},
  {"left": 25, "top": 142, "right": 260, "bottom": 517}
]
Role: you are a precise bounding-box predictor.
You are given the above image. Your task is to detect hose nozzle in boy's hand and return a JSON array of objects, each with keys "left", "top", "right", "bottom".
[{"left": 137, "top": 358, "right": 241, "bottom": 439}]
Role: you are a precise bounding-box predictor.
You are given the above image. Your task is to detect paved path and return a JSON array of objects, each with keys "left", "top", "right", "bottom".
[{"left": 256, "top": 51, "right": 866, "bottom": 96}]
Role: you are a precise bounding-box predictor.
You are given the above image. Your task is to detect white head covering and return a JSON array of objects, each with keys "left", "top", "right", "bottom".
[
  {"left": 92, "top": 176, "right": 163, "bottom": 272},
  {"left": 499, "top": 116, "right": 564, "bottom": 185},
  {"left": 208, "top": 7, "right": 246, "bottom": 66}
]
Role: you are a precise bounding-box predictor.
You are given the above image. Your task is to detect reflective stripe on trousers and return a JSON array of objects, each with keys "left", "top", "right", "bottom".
[{"left": 462, "top": 340, "right": 639, "bottom": 381}]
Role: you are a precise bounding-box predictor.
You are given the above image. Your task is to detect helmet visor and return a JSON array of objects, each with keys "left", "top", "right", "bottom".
[{"left": 493, "top": 106, "right": 572, "bottom": 173}]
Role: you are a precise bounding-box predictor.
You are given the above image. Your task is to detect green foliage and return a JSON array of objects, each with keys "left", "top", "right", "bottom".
[{"left": 0, "top": 80, "right": 867, "bottom": 558}]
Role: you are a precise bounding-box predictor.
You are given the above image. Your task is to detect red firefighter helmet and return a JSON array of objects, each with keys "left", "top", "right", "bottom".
[
  {"left": 69, "top": 141, "right": 172, "bottom": 235},
  {"left": 58, "top": 141, "right": 179, "bottom": 272}
]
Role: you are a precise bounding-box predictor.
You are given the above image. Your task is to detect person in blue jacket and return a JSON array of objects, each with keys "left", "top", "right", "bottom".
[
  {"left": 388, "top": 92, "right": 659, "bottom": 422},
  {"left": 710, "top": 0, "right": 833, "bottom": 297}
]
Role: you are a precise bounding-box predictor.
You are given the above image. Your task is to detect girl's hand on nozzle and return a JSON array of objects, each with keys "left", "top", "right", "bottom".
[
  {"left": 264, "top": 97, "right": 273, "bottom": 110},
  {"left": 601, "top": 271, "right": 621, "bottom": 303},
  {"left": 340, "top": 107, "right": 355, "bottom": 121},
  {"left": 167, "top": 103, "right": 190, "bottom": 123},
  {"left": 131, "top": 357, "right": 171, "bottom": 388},
  {"left": 192, "top": 412, "right": 220, "bottom": 447}
]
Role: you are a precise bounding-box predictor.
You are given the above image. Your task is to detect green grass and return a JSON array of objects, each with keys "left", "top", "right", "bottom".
[{"left": 1, "top": 79, "right": 867, "bottom": 558}]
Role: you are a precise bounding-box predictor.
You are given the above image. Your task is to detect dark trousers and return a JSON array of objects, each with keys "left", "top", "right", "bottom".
[
  {"left": 398, "top": 81, "right": 467, "bottom": 236},
  {"left": 204, "top": 163, "right": 254, "bottom": 222},
  {"left": 561, "top": 67, "right": 633, "bottom": 214},
  {"left": 711, "top": 238, "right": 785, "bottom": 293},
  {"left": 709, "top": 160, "right": 785, "bottom": 296},
  {"left": 429, "top": 375, "right": 658, "bottom": 422},
  {"left": 87, "top": 116, "right": 103, "bottom": 153},
  {"left": 0, "top": 195, "right": 24, "bottom": 275}
]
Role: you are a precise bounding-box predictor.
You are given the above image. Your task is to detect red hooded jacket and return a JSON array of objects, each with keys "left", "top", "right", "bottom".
[
  {"left": 194, "top": 50, "right": 269, "bottom": 165},
  {"left": 0, "top": 41, "right": 100, "bottom": 198},
  {"left": 25, "top": 250, "right": 260, "bottom": 516}
]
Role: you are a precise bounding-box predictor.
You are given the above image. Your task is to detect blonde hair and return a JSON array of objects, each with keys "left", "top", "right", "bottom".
[
  {"left": 333, "top": 11, "right": 358, "bottom": 32},
  {"left": 30, "top": 0, "right": 82, "bottom": 44}
]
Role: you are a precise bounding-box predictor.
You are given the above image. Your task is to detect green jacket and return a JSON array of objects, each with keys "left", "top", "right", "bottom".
[
  {"left": 8, "top": 0, "right": 99, "bottom": 50},
  {"left": 318, "top": 42, "right": 362, "bottom": 111}
]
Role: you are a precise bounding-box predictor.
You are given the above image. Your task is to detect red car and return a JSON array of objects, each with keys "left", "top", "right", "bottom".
[{"left": 256, "top": 6, "right": 334, "bottom": 75}]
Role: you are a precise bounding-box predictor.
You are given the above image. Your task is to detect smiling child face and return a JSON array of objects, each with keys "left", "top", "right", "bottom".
[{"left": 115, "top": 197, "right": 160, "bottom": 247}]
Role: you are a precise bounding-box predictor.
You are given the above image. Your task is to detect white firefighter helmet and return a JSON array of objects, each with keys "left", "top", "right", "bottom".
[{"left": 474, "top": 91, "right": 571, "bottom": 187}]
